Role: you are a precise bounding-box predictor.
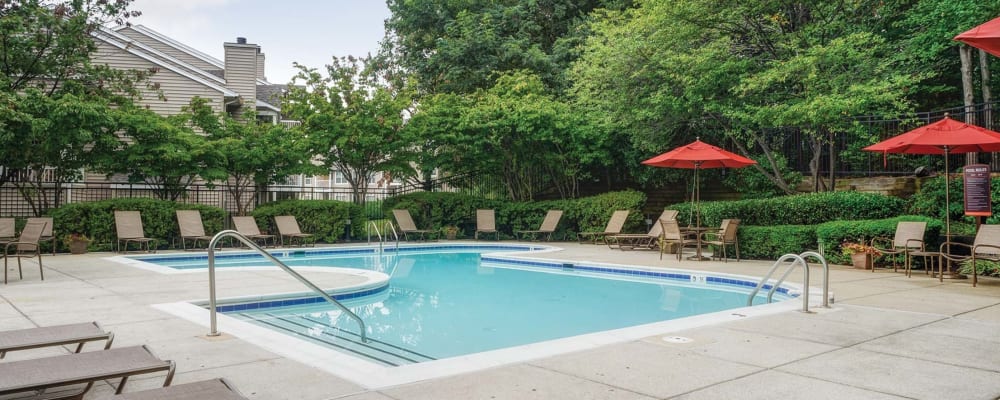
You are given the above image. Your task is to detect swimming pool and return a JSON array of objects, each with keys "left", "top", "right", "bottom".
[{"left": 127, "top": 244, "right": 800, "bottom": 387}]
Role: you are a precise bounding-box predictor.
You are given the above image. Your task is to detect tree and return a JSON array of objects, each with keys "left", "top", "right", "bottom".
[
  {"left": 185, "top": 98, "right": 310, "bottom": 216},
  {"left": 283, "top": 56, "right": 416, "bottom": 204}
]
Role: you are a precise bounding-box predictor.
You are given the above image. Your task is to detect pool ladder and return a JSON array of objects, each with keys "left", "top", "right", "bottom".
[
  {"left": 205, "top": 230, "right": 368, "bottom": 342},
  {"left": 367, "top": 220, "right": 400, "bottom": 254},
  {"left": 747, "top": 251, "right": 831, "bottom": 313}
]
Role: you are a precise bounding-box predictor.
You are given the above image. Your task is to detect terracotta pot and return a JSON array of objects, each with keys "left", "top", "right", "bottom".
[
  {"left": 68, "top": 240, "right": 89, "bottom": 255},
  {"left": 850, "top": 253, "right": 872, "bottom": 269}
]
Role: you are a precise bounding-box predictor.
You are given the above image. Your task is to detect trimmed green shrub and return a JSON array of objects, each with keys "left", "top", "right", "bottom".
[
  {"left": 382, "top": 192, "right": 504, "bottom": 239},
  {"left": 665, "top": 191, "right": 907, "bottom": 227},
  {"left": 910, "top": 176, "right": 1000, "bottom": 227},
  {"left": 252, "top": 200, "right": 365, "bottom": 243},
  {"left": 735, "top": 225, "right": 818, "bottom": 260},
  {"left": 49, "top": 198, "right": 226, "bottom": 251},
  {"left": 815, "top": 215, "right": 944, "bottom": 265}
]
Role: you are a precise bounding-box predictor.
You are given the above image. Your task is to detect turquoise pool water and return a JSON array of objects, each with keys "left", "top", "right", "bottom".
[{"left": 130, "top": 246, "right": 789, "bottom": 366}]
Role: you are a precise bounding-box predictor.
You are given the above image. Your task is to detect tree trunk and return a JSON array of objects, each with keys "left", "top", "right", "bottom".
[
  {"left": 729, "top": 132, "right": 794, "bottom": 194},
  {"left": 960, "top": 45, "right": 977, "bottom": 165}
]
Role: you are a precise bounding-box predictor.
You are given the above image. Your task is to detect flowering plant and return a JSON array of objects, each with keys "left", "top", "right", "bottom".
[
  {"left": 841, "top": 241, "right": 878, "bottom": 255},
  {"left": 64, "top": 233, "right": 91, "bottom": 244}
]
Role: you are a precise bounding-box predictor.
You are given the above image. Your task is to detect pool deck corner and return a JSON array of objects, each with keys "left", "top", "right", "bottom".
[{"left": 1, "top": 242, "right": 998, "bottom": 399}]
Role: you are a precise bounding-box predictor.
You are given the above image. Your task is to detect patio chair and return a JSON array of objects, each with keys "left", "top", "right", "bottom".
[
  {"left": 112, "top": 378, "right": 248, "bottom": 400},
  {"left": 608, "top": 210, "right": 679, "bottom": 250},
  {"left": 231, "top": 216, "right": 275, "bottom": 248},
  {"left": 0, "top": 218, "right": 14, "bottom": 246},
  {"left": 870, "top": 221, "right": 927, "bottom": 276},
  {"left": 578, "top": 210, "right": 630, "bottom": 244},
  {"left": 26, "top": 217, "right": 56, "bottom": 255},
  {"left": 701, "top": 219, "right": 741, "bottom": 262},
  {"left": 392, "top": 209, "right": 436, "bottom": 241},
  {"left": 475, "top": 209, "right": 499, "bottom": 240},
  {"left": 940, "top": 224, "right": 1000, "bottom": 287},
  {"left": 4, "top": 220, "right": 46, "bottom": 284},
  {"left": 659, "top": 218, "right": 694, "bottom": 261},
  {"left": 515, "top": 210, "right": 563, "bottom": 241},
  {"left": 1, "top": 322, "right": 114, "bottom": 359},
  {"left": 0, "top": 345, "right": 175, "bottom": 398},
  {"left": 114, "top": 211, "right": 157, "bottom": 253},
  {"left": 176, "top": 210, "right": 213, "bottom": 251},
  {"left": 275, "top": 215, "right": 314, "bottom": 247}
]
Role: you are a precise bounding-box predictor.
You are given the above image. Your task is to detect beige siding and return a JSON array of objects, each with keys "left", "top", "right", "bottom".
[
  {"left": 257, "top": 53, "right": 266, "bottom": 81},
  {"left": 93, "top": 41, "right": 225, "bottom": 116},
  {"left": 224, "top": 43, "right": 258, "bottom": 108},
  {"left": 116, "top": 27, "right": 220, "bottom": 71}
]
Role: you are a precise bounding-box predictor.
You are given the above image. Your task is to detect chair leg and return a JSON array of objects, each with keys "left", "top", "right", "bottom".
[{"left": 36, "top": 253, "right": 43, "bottom": 281}]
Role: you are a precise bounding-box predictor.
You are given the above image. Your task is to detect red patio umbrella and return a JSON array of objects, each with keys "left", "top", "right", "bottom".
[
  {"left": 955, "top": 16, "right": 1000, "bottom": 58},
  {"left": 863, "top": 116, "right": 1000, "bottom": 237},
  {"left": 642, "top": 139, "right": 756, "bottom": 227}
]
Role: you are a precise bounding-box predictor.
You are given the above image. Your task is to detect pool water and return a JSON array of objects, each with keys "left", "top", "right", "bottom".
[{"left": 217, "top": 250, "right": 776, "bottom": 366}]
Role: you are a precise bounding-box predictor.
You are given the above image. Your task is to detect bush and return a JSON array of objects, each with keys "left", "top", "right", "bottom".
[
  {"left": 815, "top": 215, "right": 944, "bottom": 265},
  {"left": 49, "top": 198, "right": 226, "bottom": 251},
  {"left": 252, "top": 200, "right": 365, "bottom": 243},
  {"left": 910, "top": 176, "right": 1000, "bottom": 226},
  {"left": 382, "top": 192, "right": 504, "bottom": 238},
  {"left": 958, "top": 259, "right": 1000, "bottom": 277},
  {"left": 736, "top": 225, "right": 818, "bottom": 260},
  {"left": 665, "top": 191, "right": 907, "bottom": 227}
]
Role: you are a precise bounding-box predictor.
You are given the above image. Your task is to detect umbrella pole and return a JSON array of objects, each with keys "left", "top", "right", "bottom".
[
  {"left": 944, "top": 147, "right": 951, "bottom": 239},
  {"left": 695, "top": 163, "right": 701, "bottom": 228}
]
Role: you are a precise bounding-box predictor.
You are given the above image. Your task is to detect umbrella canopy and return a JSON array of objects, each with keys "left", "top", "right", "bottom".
[
  {"left": 642, "top": 139, "right": 756, "bottom": 230},
  {"left": 955, "top": 16, "right": 1000, "bottom": 58},
  {"left": 642, "top": 139, "right": 757, "bottom": 169},
  {"left": 862, "top": 116, "right": 1000, "bottom": 238}
]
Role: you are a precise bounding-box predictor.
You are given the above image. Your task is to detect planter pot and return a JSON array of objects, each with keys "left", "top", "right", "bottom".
[
  {"left": 444, "top": 231, "right": 458, "bottom": 240},
  {"left": 850, "top": 253, "right": 872, "bottom": 269},
  {"left": 68, "top": 240, "right": 90, "bottom": 255}
]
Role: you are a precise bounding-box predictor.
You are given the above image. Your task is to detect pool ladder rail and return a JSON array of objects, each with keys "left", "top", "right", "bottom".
[
  {"left": 367, "top": 220, "right": 400, "bottom": 254},
  {"left": 205, "top": 230, "right": 368, "bottom": 343},
  {"left": 747, "top": 251, "right": 831, "bottom": 313}
]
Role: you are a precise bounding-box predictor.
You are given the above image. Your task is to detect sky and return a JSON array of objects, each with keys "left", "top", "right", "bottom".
[{"left": 128, "top": 0, "right": 391, "bottom": 84}]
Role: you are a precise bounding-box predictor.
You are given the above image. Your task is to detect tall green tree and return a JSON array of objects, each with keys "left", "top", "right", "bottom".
[{"left": 283, "top": 56, "right": 416, "bottom": 203}]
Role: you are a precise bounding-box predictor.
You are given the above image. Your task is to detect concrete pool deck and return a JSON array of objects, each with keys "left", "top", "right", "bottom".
[{"left": 1, "top": 242, "right": 998, "bottom": 399}]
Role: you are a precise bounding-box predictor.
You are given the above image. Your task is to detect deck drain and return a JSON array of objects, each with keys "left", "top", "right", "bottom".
[{"left": 661, "top": 336, "right": 693, "bottom": 344}]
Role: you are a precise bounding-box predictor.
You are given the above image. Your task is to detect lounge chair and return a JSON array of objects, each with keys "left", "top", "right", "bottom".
[
  {"left": 232, "top": 216, "right": 276, "bottom": 248},
  {"left": 0, "top": 218, "right": 15, "bottom": 246},
  {"left": 659, "top": 218, "right": 694, "bottom": 261},
  {"left": 608, "top": 210, "right": 679, "bottom": 250},
  {"left": 0, "top": 322, "right": 114, "bottom": 359},
  {"left": 702, "top": 219, "right": 741, "bottom": 262},
  {"left": 940, "top": 224, "right": 1000, "bottom": 287},
  {"left": 392, "top": 209, "right": 436, "bottom": 241},
  {"left": 578, "top": 210, "right": 629, "bottom": 244},
  {"left": 515, "top": 210, "right": 563, "bottom": 241},
  {"left": 275, "top": 215, "right": 314, "bottom": 247},
  {"left": 0, "top": 345, "right": 175, "bottom": 398},
  {"left": 26, "top": 217, "right": 56, "bottom": 255},
  {"left": 870, "top": 221, "right": 927, "bottom": 276},
  {"left": 112, "top": 378, "right": 248, "bottom": 400},
  {"left": 4, "top": 220, "right": 46, "bottom": 284},
  {"left": 114, "top": 211, "right": 157, "bottom": 253},
  {"left": 176, "top": 210, "right": 213, "bottom": 251},
  {"left": 475, "top": 209, "right": 499, "bottom": 240}
]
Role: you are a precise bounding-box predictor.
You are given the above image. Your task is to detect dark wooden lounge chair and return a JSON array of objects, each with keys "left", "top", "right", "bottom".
[{"left": 0, "top": 322, "right": 114, "bottom": 359}]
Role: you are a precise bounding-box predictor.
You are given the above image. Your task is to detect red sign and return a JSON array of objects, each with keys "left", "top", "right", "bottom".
[{"left": 963, "top": 164, "right": 992, "bottom": 217}]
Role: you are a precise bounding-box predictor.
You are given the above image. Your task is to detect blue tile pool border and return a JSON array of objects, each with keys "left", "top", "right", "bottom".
[
  {"left": 214, "top": 283, "right": 389, "bottom": 313},
  {"left": 128, "top": 244, "right": 541, "bottom": 265}
]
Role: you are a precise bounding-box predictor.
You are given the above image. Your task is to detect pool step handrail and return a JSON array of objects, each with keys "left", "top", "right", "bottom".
[
  {"left": 206, "top": 230, "right": 368, "bottom": 343},
  {"left": 384, "top": 221, "right": 400, "bottom": 252},
  {"left": 746, "top": 251, "right": 831, "bottom": 312},
  {"left": 367, "top": 221, "right": 383, "bottom": 254}
]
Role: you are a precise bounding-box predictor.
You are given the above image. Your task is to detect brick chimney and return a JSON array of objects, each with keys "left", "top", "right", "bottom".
[{"left": 224, "top": 37, "right": 259, "bottom": 112}]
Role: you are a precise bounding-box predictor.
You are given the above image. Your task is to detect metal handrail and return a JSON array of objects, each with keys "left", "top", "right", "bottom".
[
  {"left": 206, "top": 230, "right": 367, "bottom": 342},
  {"left": 385, "top": 221, "right": 400, "bottom": 252},
  {"left": 799, "top": 251, "right": 831, "bottom": 308},
  {"left": 746, "top": 251, "right": 831, "bottom": 312},
  {"left": 367, "top": 221, "right": 383, "bottom": 253}
]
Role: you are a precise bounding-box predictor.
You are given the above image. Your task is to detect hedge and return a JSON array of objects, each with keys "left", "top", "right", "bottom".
[
  {"left": 665, "top": 191, "right": 907, "bottom": 227},
  {"left": 252, "top": 200, "right": 365, "bottom": 243},
  {"left": 734, "top": 225, "right": 819, "bottom": 260},
  {"left": 815, "top": 215, "right": 944, "bottom": 265},
  {"left": 382, "top": 190, "right": 647, "bottom": 240},
  {"left": 49, "top": 198, "right": 226, "bottom": 252}
]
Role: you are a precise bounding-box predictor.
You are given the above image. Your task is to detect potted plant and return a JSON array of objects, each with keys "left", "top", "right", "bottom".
[
  {"left": 842, "top": 241, "right": 878, "bottom": 269},
  {"left": 443, "top": 226, "right": 459, "bottom": 240},
  {"left": 64, "top": 233, "right": 91, "bottom": 254}
]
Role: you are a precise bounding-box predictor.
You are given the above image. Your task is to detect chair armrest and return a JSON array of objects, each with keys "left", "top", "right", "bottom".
[
  {"left": 973, "top": 244, "right": 1000, "bottom": 258},
  {"left": 904, "top": 238, "right": 925, "bottom": 249},
  {"left": 939, "top": 241, "right": 973, "bottom": 261},
  {"left": 4, "top": 242, "right": 38, "bottom": 253},
  {"left": 870, "top": 236, "right": 893, "bottom": 251}
]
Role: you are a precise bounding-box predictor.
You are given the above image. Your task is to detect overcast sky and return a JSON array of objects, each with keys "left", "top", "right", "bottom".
[{"left": 128, "top": 0, "right": 391, "bottom": 84}]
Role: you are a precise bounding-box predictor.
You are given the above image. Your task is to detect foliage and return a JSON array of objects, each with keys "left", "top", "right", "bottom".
[
  {"left": 184, "top": 98, "right": 311, "bottom": 215},
  {"left": 736, "top": 225, "right": 818, "bottom": 260},
  {"left": 815, "top": 216, "right": 944, "bottom": 265},
  {"left": 665, "top": 192, "right": 907, "bottom": 227},
  {"left": 957, "top": 259, "right": 1000, "bottom": 278},
  {"left": 382, "top": 192, "right": 505, "bottom": 238},
  {"left": 252, "top": 200, "right": 365, "bottom": 243},
  {"left": 841, "top": 242, "right": 879, "bottom": 256},
  {"left": 722, "top": 153, "right": 802, "bottom": 199},
  {"left": 909, "top": 175, "right": 1000, "bottom": 227},
  {"left": 49, "top": 198, "right": 226, "bottom": 251},
  {"left": 283, "top": 55, "right": 415, "bottom": 203}
]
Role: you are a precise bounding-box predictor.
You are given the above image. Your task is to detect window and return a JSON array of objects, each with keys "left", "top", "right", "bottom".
[
  {"left": 304, "top": 176, "right": 314, "bottom": 186},
  {"left": 334, "top": 171, "right": 347, "bottom": 185}
]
